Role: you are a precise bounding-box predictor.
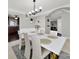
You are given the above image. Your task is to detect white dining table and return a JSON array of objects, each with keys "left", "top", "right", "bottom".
[{"left": 18, "top": 28, "right": 67, "bottom": 55}]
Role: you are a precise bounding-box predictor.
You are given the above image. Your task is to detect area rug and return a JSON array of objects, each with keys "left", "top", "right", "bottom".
[
  {"left": 12, "top": 45, "right": 70, "bottom": 59},
  {"left": 12, "top": 45, "right": 26, "bottom": 59}
]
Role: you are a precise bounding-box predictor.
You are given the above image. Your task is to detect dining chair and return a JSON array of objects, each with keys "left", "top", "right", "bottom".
[
  {"left": 24, "top": 33, "right": 31, "bottom": 59},
  {"left": 19, "top": 33, "right": 32, "bottom": 59},
  {"left": 30, "top": 35, "right": 50, "bottom": 59},
  {"left": 19, "top": 33, "right": 25, "bottom": 50}
]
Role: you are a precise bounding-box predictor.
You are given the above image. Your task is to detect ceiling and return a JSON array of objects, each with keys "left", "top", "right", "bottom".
[{"left": 8, "top": 0, "right": 70, "bottom": 14}]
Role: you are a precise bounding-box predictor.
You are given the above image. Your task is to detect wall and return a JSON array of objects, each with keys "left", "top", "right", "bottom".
[
  {"left": 19, "top": 14, "right": 45, "bottom": 29},
  {"left": 19, "top": 14, "right": 35, "bottom": 29},
  {"left": 62, "top": 12, "right": 70, "bottom": 37},
  {"left": 34, "top": 16, "right": 45, "bottom": 28}
]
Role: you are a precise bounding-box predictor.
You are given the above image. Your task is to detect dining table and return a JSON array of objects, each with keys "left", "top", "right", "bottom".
[{"left": 18, "top": 28, "right": 67, "bottom": 56}]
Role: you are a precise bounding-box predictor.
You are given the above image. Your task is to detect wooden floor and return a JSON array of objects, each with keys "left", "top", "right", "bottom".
[{"left": 8, "top": 33, "right": 19, "bottom": 42}]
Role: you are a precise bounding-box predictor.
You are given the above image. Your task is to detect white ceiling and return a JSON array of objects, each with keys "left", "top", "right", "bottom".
[{"left": 8, "top": 0, "right": 70, "bottom": 14}]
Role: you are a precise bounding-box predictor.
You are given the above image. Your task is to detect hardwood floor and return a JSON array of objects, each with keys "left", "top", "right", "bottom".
[
  {"left": 8, "top": 33, "right": 19, "bottom": 42},
  {"left": 8, "top": 26, "right": 19, "bottom": 42}
]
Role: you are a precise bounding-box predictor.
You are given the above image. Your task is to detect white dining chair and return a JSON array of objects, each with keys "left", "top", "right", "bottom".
[
  {"left": 19, "top": 33, "right": 32, "bottom": 59},
  {"left": 19, "top": 33, "right": 25, "bottom": 50},
  {"left": 24, "top": 33, "right": 31, "bottom": 59},
  {"left": 30, "top": 35, "right": 50, "bottom": 59}
]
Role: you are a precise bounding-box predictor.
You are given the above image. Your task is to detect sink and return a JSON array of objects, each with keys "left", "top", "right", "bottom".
[{"left": 40, "top": 38, "right": 52, "bottom": 45}]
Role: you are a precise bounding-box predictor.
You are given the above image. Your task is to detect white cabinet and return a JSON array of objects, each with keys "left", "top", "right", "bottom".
[{"left": 57, "top": 17, "right": 62, "bottom": 35}]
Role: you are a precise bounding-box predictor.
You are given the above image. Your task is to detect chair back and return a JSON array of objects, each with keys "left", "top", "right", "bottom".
[
  {"left": 24, "top": 33, "right": 31, "bottom": 59},
  {"left": 19, "top": 33, "right": 25, "bottom": 49},
  {"left": 31, "top": 35, "right": 42, "bottom": 59}
]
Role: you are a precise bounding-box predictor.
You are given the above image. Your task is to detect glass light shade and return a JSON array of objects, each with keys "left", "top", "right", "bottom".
[
  {"left": 14, "top": 17, "right": 18, "bottom": 20},
  {"left": 30, "top": 21, "right": 33, "bottom": 23},
  {"left": 14, "top": 15, "right": 18, "bottom": 19},
  {"left": 39, "top": 6, "right": 42, "bottom": 10},
  {"left": 28, "top": 12, "right": 32, "bottom": 15},
  {"left": 31, "top": 10, "right": 36, "bottom": 15},
  {"left": 31, "top": 10, "right": 35, "bottom": 13},
  {"left": 35, "top": 9, "right": 38, "bottom": 12},
  {"left": 29, "top": 12, "right": 32, "bottom": 14}
]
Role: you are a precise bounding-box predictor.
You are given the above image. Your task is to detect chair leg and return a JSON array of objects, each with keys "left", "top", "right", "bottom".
[{"left": 30, "top": 49, "right": 32, "bottom": 59}]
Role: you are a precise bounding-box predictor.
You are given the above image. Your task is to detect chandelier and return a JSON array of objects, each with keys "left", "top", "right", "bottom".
[{"left": 26, "top": 0, "right": 42, "bottom": 16}]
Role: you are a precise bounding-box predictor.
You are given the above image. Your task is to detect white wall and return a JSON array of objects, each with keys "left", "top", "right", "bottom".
[
  {"left": 19, "top": 14, "right": 46, "bottom": 29},
  {"left": 19, "top": 14, "right": 35, "bottom": 29},
  {"left": 57, "top": 18, "right": 63, "bottom": 34},
  {"left": 62, "top": 12, "right": 70, "bottom": 37},
  {"left": 34, "top": 16, "right": 45, "bottom": 28}
]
